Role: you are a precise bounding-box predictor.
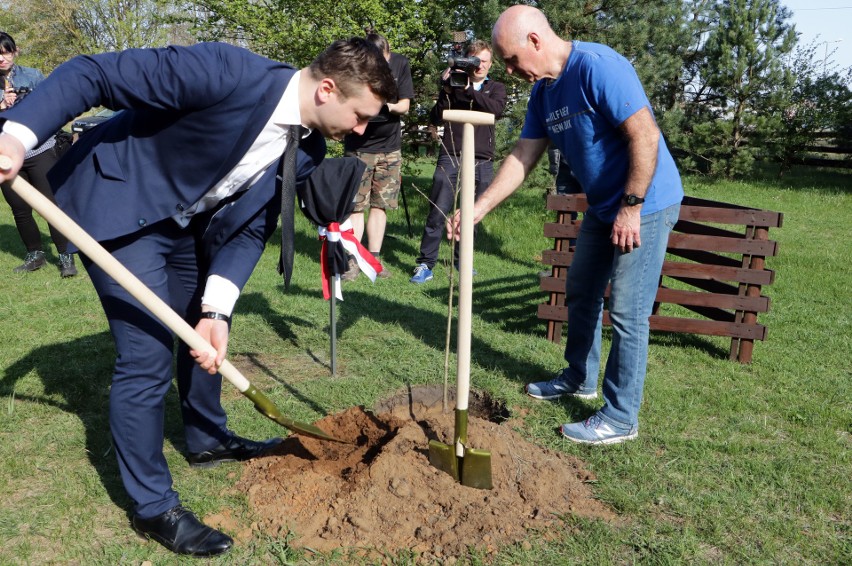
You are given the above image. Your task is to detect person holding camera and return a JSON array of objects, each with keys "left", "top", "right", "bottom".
[
  {"left": 341, "top": 31, "right": 414, "bottom": 280},
  {"left": 0, "top": 31, "right": 76, "bottom": 277},
  {"left": 409, "top": 39, "right": 506, "bottom": 284}
]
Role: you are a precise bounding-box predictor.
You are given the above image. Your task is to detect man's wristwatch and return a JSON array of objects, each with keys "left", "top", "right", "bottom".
[
  {"left": 199, "top": 311, "right": 230, "bottom": 323},
  {"left": 623, "top": 194, "right": 645, "bottom": 206}
]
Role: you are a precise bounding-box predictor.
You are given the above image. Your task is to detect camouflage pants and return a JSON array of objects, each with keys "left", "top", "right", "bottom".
[{"left": 345, "top": 150, "right": 402, "bottom": 212}]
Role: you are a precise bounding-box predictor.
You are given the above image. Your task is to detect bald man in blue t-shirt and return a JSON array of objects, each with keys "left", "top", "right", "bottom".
[{"left": 450, "top": 5, "right": 683, "bottom": 444}]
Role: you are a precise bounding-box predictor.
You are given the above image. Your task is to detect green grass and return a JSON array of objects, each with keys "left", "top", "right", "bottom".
[{"left": 1, "top": 162, "right": 849, "bottom": 564}]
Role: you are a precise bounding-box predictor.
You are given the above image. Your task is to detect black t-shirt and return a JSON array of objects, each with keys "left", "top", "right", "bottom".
[{"left": 343, "top": 52, "right": 415, "bottom": 153}]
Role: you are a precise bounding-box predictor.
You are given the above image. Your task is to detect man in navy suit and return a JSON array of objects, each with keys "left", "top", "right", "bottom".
[{"left": 0, "top": 38, "right": 397, "bottom": 556}]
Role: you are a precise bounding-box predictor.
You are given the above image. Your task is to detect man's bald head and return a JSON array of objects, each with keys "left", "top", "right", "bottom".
[
  {"left": 492, "top": 5, "right": 555, "bottom": 56},
  {"left": 492, "top": 5, "right": 568, "bottom": 83}
]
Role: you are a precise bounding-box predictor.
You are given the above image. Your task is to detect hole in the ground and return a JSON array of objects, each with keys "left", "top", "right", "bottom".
[{"left": 372, "top": 384, "right": 510, "bottom": 424}]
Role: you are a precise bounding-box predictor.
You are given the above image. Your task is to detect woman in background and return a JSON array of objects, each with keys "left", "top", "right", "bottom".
[{"left": 0, "top": 31, "right": 76, "bottom": 277}]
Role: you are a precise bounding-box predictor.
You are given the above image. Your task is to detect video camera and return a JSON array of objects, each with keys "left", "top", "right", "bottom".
[
  {"left": 447, "top": 55, "right": 481, "bottom": 88},
  {"left": 445, "top": 30, "right": 479, "bottom": 88}
]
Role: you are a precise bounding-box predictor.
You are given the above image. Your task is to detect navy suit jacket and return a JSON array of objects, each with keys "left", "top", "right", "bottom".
[{"left": 2, "top": 42, "right": 325, "bottom": 290}]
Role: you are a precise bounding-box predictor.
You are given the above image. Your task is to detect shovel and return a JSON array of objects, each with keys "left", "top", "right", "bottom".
[
  {"left": 426, "top": 110, "right": 494, "bottom": 490},
  {"left": 0, "top": 155, "right": 342, "bottom": 442}
]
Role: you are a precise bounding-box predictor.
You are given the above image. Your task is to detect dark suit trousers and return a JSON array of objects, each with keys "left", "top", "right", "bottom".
[
  {"left": 81, "top": 220, "right": 231, "bottom": 518},
  {"left": 415, "top": 153, "right": 493, "bottom": 269}
]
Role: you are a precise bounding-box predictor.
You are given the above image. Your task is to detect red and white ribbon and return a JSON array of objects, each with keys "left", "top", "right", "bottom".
[{"left": 318, "top": 219, "right": 382, "bottom": 300}]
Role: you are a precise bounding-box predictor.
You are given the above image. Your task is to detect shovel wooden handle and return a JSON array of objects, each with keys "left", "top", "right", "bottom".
[
  {"left": 0, "top": 154, "right": 250, "bottom": 394},
  {"left": 0, "top": 154, "right": 347, "bottom": 441},
  {"left": 418, "top": 115, "right": 495, "bottom": 487},
  {"left": 441, "top": 111, "right": 494, "bottom": 416}
]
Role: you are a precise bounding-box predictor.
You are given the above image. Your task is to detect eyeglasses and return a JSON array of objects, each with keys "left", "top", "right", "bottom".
[{"left": 0, "top": 52, "right": 16, "bottom": 60}]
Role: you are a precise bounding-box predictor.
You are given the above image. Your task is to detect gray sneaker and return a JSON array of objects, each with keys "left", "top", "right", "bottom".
[
  {"left": 561, "top": 413, "right": 638, "bottom": 445},
  {"left": 13, "top": 250, "right": 47, "bottom": 273},
  {"left": 525, "top": 371, "right": 597, "bottom": 400}
]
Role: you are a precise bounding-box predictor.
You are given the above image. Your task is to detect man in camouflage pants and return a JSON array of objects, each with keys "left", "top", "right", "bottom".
[{"left": 342, "top": 31, "right": 414, "bottom": 279}]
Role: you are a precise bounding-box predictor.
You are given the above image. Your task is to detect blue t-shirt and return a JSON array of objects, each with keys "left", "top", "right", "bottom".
[{"left": 521, "top": 41, "right": 683, "bottom": 221}]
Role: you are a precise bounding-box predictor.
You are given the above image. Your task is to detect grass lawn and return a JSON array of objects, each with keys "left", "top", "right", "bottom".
[{"left": 0, "top": 161, "right": 849, "bottom": 564}]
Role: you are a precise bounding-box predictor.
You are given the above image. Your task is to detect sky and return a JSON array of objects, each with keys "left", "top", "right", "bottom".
[{"left": 782, "top": 1, "right": 852, "bottom": 73}]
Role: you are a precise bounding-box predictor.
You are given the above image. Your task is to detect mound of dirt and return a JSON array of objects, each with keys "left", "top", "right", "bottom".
[{"left": 230, "top": 389, "right": 617, "bottom": 562}]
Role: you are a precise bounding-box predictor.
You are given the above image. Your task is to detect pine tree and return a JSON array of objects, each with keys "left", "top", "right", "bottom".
[{"left": 690, "top": 0, "right": 796, "bottom": 176}]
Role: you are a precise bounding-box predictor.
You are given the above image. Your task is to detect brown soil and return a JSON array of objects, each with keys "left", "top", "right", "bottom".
[{"left": 225, "top": 387, "right": 618, "bottom": 562}]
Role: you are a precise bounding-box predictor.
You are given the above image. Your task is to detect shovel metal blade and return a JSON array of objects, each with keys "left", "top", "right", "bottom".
[
  {"left": 243, "top": 385, "right": 347, "bottom": 443},
  {"left": 427, "top": 439, "right": 493, "bottom": 490},
  {"left": 428, "top": 439, "right": 460, "bottom": 481},
  {"left": 460, "top": 447, "right": 492, "bottom": 490}
]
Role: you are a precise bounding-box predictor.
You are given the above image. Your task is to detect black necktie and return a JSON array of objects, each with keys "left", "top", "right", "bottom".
[{"left": 277, "top": 125, "right": 300, "bottom": 287}]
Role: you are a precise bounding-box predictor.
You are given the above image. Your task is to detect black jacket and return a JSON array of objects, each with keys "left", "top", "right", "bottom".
[{"left": 430, "top": 77, "right": 506, "bottom": 160}]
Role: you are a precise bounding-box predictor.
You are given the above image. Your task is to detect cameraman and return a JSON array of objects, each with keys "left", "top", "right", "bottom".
[
  {"left": 1, "top": 31, "right": 76, "bottom": 277},
  {"left": 410, "top": 39, "right": 506, "bottom": 283}
]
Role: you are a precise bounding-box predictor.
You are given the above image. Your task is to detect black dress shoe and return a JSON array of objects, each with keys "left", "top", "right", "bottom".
[
  {"left": 188, "top": 435, "right": 283, "bottom": 468},
  {"left": 132, "top": 505, "right": 233, "bottom": 556}
]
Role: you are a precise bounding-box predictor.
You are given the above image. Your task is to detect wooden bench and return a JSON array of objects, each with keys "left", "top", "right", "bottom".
[{"left": 538, "top": 194, "right": 783, "bottom": 363}]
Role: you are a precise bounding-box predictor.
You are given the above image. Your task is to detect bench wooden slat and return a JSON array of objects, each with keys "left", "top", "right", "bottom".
[
  {"left": 545, "top": 195, "right": 784, "bottom": 227},
  {"left": 647, "top": 316, "right": 767, "bottom": 340},
  {"left": 667, "top": 232, "right": 778, "bottom": 256},
  {"left": 656, "top": 287, "right": 770, "bottom": 312},
  {"left": 681, "top": 196, "right": 784, "bottom": 227},
  {"left": 668, "top": 248, "right": 742, "bottom": 268},
  {"left": 537, "top": 305, "right": 767, "bottom": 340},
  {"left": 543, "top": 222, "right": 581, "bottom": 239},
  {"left": 662, "top": 261, "right": 775, "bottom": 285},
  {"left": 542, "top": 250, "right": 574, "bottom": 265},
  {"left": 541, "top": 252, "right": 775, "bottom": 285},
  {"left": 547, "top": 194, "right": 588, "bottom": 212},
  {"left": 539, "top": 278, "right": 770, "bottom": 312},
  {"left": 674, "top": 219, "right": 746, "bottom": 239}
]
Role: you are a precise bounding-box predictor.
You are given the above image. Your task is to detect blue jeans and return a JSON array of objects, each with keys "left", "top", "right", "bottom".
[{"left": 561, "top": 204, "right": 680, "bottom": 428}]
